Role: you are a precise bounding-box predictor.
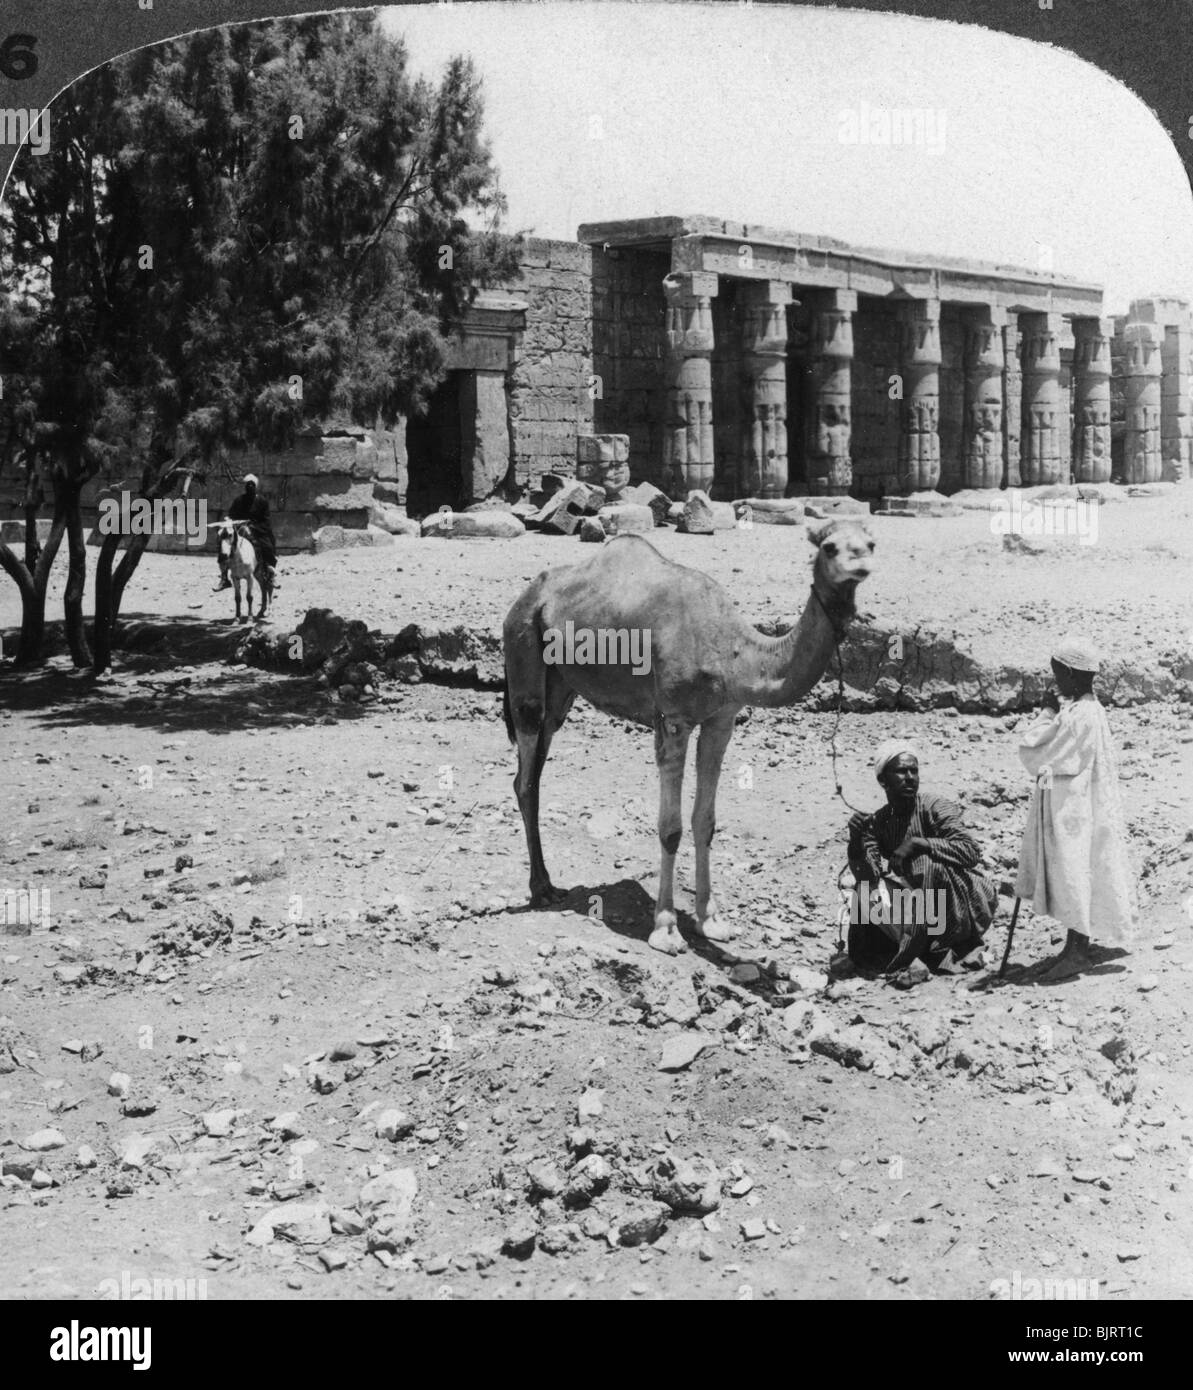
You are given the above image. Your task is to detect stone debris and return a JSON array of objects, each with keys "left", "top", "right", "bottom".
[
  {"left": 658, "top": 1033, "right": 708, "bottom": 1072},
  {"left": 651, "top": 1155, "right": 722, "bottom": 1214},
  {"left": 20, "top": 1128, "right": 67, "bottom": 1153}
]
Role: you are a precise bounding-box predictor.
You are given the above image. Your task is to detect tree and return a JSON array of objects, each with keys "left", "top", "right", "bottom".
[{"left": 0, "top": 12, "right": 521, "bottom": 668}]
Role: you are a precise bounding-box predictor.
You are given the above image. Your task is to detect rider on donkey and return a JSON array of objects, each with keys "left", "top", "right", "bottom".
[{"left": 214, "top": 473, "right": 277, "bottom": 591}]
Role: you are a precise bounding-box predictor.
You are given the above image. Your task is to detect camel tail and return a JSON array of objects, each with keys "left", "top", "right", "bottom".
[{"left": 502, "top": 668, "right": 515, "bottom": 744}]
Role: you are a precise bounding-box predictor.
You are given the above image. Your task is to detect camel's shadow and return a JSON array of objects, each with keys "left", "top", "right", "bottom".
[{"left": 507, "top": 877, "right": 783, "bottom": 997}]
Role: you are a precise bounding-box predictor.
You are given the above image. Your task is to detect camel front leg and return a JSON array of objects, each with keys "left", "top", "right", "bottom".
[
  {"left": 648, "top": 714, "right": 691, "bottom": 956},
  {"left": 691, "top": 710, "right": 740, "bottom": 944},
  {"left": 233, "top": 577, "right": 243, "bottom": 622}
]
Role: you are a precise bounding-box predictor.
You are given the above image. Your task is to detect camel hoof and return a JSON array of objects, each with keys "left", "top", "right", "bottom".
[
  {"left": 647, "top": 927, "right": 684, "bottom": 956},
  {"left": 648, "top": 910, "right": 685, "bottom": 956},
  {"left": 529, "top": 883, "right": 568, "bottom": 909},
  {"left": 694, "top": 915, "right": 737, "bottom": 944}
]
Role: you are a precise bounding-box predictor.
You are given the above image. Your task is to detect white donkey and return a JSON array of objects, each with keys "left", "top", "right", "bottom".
[{"left": 214, "top": 519, "right": 272, "bottom": 622}]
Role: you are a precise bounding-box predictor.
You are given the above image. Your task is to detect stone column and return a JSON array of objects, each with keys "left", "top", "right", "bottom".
[
  {"left": 804, "top": 288, "right": 856, "bottom": 496},
  {"left": 1071, "top": 316, "right": 1113, "bottom": 484},
  {"left": 662, "top": 271, "right": 718, "bottom": 496},
  {"left": 1161, "top": 317, "right": 1192, "bottom": 482},
  {"left": 1019, "top": 312, "right": 1063, "bottom": 485},
  {"left": 1003, "top": 312, "right": 1022, "bottom": 488},
  {"left": 961, "top": 305, "right": 1006, "bottom": 490},
  {"left": 896, "top": 298, "right": 942, "bottom": 492},
  {"left": 1123, "top": 309, "right": 1163, "bottom": 484},
  {"left": 739, "top": 280, "right": 793, "bottom": 499}
]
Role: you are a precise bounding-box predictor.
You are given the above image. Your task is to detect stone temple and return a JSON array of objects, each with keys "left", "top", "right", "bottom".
[{"left": 8, "top": 213, "right": 1189, "bottom": 551}]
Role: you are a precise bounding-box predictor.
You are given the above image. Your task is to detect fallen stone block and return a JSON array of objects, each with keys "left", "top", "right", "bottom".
[
  {"left": 735, "top": 497, "right": 805, "bottom": 525},
  {"left": 579, "top": 517, "right": 606, "bottom": 542},
  {"left": 598, "top": 503, "right": 654, "bottom": 536},
  {"left": 804, "top": 497, "right": 870, "bottom": 519},
  {"left": 876, "top": 492, "right": 963, "bottom": 518},
  {"left": 677, "top": 490, "right": 716, "bottom": 534},
  {"left": 421, "top": 511, "right": 525, "bottom": 539},
  {"left": 369, "top": 502, "right": 421, "bottom": 536},
  {"left": 624, "top": 481, "right": 673, "bottom": 527}
]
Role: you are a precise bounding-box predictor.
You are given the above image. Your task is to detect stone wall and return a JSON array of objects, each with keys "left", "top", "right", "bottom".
[
  {"left": 591, "top": 245, "right": 670, "bottom": 487},
  {"left": 850, "top": 298, "right": 900, "bottom": 499},
  {"left": 507, "top": 238, "right": 595, "bottom": 486}
]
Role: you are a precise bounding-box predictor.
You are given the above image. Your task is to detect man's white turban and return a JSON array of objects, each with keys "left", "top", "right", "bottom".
[
  {"left": 874, "top": 739, "right": 919, "bottom": 780},
  {"left": 1051, "top": 636, "right": 1100, "bottom": 674}
]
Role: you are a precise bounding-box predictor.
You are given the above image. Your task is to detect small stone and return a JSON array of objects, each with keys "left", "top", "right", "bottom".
[
  {"left": 1111, "top": 1144, "right": 1135, "bottom": 1162},
  {"left": 357, "top": 1167, "right": 418, "bottom": 1212},
  {"left": 375, "top": 1108, "right": 414, "bottom": 1141},
  {"left": 728, "top": 962, "right": 761, "bottom": 985},
  {"left": 422, "top": 1253, "right": 451, "bottom": 1274},
  {"left": 20, "top": 1128, "right": 67, "bottom": 1153},
  {"left": 1116, "top": 1247, "right": 1146, "bottom": 1263},
  {"left": 76, "top": 1145, "right": 97, "bottom": 1169},
  {"left": 658, "top": 1033, "right": 707, "bottom": 1073},
  {"left": 1028, "top": 1152, "right": 1063, "bottom": 1178},
  {"left": 202, "top": 1108, "right": 242, "bottom": 1138},
  {"left": 501, "top": 1221, "right": 537, "bottom": 1259},
  {"left": 328, "top": 1041, "right": 358, "bottom": 1061},
  {"left": 579, "top": 517, "right": 606, "bottom": 543},
  {"left": 268, "top": 1111, "right": 304, "bottom": 1139},
  {"left": 730, "top": 1176, "right": 755, "bottom": 1197},
  {"left": 740, "top": 1218, "right": 767, "bottom": 1241},
  {"left": 576, "top": 1088, "right": 604, "bottom": 1121},
  {"left": 614, "top": 1199, "right": 670, "bottom": 1247},
  {"left": 652, "top": 1154, "right": 722, "bottom": 1214},
  {"left": 318, "top": 1249, "right": 347, "bottom": 1272},
  {"left": 1137, "top": 975, "right": 1159, "bottom": 993},
  {"left": 30, "top": 1169, "right": 54, "bottom": 1189},
  {"left": 526, "top": 1159, "right": 566, "bottom": 1200},
  {"left": 120, "top": 1134, "right": 159, "bottom": 1170}
]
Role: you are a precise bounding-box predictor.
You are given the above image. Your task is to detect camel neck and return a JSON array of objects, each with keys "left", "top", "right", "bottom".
[{"left": 732, "top": 579, "right": 853, "bottom": 708}]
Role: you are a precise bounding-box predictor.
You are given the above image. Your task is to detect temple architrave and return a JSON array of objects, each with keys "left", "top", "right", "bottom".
[{"left": 573, "top": 215, "right": 1191, "bottom": 502}]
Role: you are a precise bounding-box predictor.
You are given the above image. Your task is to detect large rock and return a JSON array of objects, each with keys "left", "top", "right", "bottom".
[
  {"left": 624, "top": 481, "right": 672, "bottom": 527},
  {"left": 803, "top": 496, "right": 870, "bottom": 519},
  {"left": 533, "top": 480, "right": 605, "bottom": 533},
  {"left": 735, "top": 497, "right": 806, "bottom": 526},
  {"left": 421, "top": 511, "right": 525, "bottom": 539},
  {"left": 369, "top": 502, "right": 420, "bottom": 536},
  {"left": 651, "top": 1154, "right": 722, "bottom": 1214},
  {"left": 597, "top": 503, "right": 654, "bottom": 536},
  {"left": 312, "top": 524, "right": 394, "bottom": 552},
  {"left": 677, "top": 490, "right": 716, "bottom": 534}
]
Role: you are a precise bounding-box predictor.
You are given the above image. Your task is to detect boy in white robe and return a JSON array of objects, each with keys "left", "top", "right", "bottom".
[{"left": 1015, "top": 637, "right": 1138, "bottom": 980}]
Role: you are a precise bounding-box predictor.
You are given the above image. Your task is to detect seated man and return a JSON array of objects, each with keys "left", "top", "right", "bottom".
[
  {"left": 214, "top": 473, "right": 277, "bottom": 591},
  {"left": 846, "top": 739, "right": 997, "bottom": 975}
]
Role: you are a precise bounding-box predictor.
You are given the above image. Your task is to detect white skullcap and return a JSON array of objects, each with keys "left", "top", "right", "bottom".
[
  {"left": 874, "top": 738, "right": 919, "bottom": 780},
  {"left": 1051, "top": 636, "right": 1100, "bottom": 673},
  {"left": 243, "top": 473, "right": 259, "bottom": 485}
]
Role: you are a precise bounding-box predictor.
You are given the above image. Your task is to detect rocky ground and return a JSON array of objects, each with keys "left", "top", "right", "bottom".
[{"left": 1, "top": 488, "right": 1192, "bottom": 1301}]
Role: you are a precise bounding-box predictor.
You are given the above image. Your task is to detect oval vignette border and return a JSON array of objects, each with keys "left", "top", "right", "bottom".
[{"left": 1, "top": 1, "right": 1192, "bottom": 204}]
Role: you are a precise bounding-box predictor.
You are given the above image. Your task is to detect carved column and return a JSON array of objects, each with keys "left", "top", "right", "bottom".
[
  {"left": 804, "top": 289, "right": 856, "bottom": 496},
  {"left": 1003, "top": 312, "right": 1022, "bottom": 488},
  {"left": 897, "top": 298, "right": 942, "bottom": 492},
  {"left": 1071, "top": 316, "right": 1113, "bottom": 484},
  {"left": 739, "top": 280, "right": 792, "bottom": 498},
  {"left": 1123, "top": 310, "right": 1163, "bottom": 484},
  {"left": 962, "top": 305, "right": 1006, "bottom": 489},
  {"left": 1161, "top": 318, "right": 1192, "bottom": 483},
  {"left": 662, "top": 271, "right": 718, "bottom": 496},
  {"left": 1019, "top": 312, "right": 1063, "bottom": 485}
]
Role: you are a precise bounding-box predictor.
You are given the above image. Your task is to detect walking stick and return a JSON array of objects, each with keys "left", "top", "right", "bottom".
[{"left": 998, "top": 897, "right": 1022, "bottom": 978}]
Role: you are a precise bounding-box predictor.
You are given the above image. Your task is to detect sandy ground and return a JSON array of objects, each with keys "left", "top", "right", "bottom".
[{"left": 1, "top": 490, "right": 1193, "bottom": 1301}]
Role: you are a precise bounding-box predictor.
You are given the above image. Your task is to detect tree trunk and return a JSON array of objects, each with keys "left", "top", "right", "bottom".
[
  {"left": 90, "top": 462, "right": 187, "bottom": 673},
  {"left": 0, "top": 514, "right": 66, "bottom": 664},
  {"left": 62, "top": 483, "right": 92, "bottom": 667}
]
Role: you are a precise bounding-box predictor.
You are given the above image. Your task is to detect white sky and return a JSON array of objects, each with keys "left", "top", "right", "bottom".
[{"left": 380, "top": 0, "right": 1193, "bottom": 315}]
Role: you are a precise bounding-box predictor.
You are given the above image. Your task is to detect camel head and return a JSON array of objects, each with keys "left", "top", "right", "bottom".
[{"left": 807, "top": 518, "right": 875, "bottom": 612}]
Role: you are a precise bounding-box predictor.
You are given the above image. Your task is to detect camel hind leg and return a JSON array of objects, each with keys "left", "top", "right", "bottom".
[
  {"left": 648, "top": 714, "right": 692, "bottom": 956},
  {"left": 691, "top": 709, "right": 740, "bottom": 944},
  {"left": 505, "top": 648, "right": 574, "bottom": 907}
]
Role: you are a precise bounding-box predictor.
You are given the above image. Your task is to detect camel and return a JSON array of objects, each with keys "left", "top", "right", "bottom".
[
  {"left": 502, "top": 518, "right": 875, "bottom": 954},
  {"left": 215, "top": 520, "right": 272, "bottom": 622}
]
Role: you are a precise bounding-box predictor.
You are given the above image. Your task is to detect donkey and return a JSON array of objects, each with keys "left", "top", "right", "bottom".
[{"left": 215, "top": 520, "right": 272, "bottom": 622}]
